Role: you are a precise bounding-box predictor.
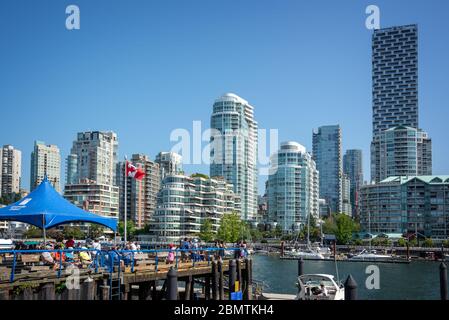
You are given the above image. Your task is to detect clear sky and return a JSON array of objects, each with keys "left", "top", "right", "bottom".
[{"left": 1, "top": 0, "right": 448, "bottom": 194}]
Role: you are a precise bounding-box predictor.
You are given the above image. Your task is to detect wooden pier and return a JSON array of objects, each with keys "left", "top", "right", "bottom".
[{"left": 0, "top": 257, "right": 253, "bottom": 300}]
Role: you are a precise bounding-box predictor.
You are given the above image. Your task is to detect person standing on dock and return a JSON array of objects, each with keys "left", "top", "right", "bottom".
[{"left": 181, "top": 238, "right": 189, "bottom": 262}]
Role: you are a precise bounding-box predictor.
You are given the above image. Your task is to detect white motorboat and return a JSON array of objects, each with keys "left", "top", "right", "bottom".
[
  {"left": 0, "top": 239, "right": 14, "bottom": 250},
  {"left": 349, "top": 249, "right": 393, "bottom": 261},
  {"left": 297, "top": 274, "right": 345, "bottom": 300},
  {"left": 260, "top": 274, "right": 345, "bottom": 300},
  {"left": 312, "top": 245, "right": 332, "bottom": 257}
]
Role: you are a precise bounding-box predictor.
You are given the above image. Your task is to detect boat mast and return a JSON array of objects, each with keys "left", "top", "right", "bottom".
[
  {"left": 307, "top": 210, "right": 310, "bottom": 247},
  {"left": 368, "top": 209, "right": 371, "bottom": 250}
]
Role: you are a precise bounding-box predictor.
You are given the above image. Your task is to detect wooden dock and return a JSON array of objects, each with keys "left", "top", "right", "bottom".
[{"left": 0, "top": 258, "right": 253, "bottom": 300}]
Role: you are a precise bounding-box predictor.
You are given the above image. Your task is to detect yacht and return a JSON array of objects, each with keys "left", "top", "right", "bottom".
[
  {"left": 260, "top": 274, "right": 344, "bottom": 300},
  {"left": 285, "top": 247, "right": 325, "bottom": 260},
  {"left": 0, "top": 239, "right": 14, "bottom": 250},
  {"left": 349, "top": 249, "right": 393, "bottom": 261},
  {"left": 297, "top": 274, "right": 345, "bottom": 300}
]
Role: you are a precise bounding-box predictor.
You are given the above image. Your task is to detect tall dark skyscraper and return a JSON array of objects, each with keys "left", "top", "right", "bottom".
[
  {"left": 372, "top": 24, "right": 418, "bottom": 136},
  {"left": 312, "top": 125, "right": 342, "bottom": 214},
  {"left": 370, "top": 24, "right": 432, "bottom": 182},
  {"left": 343, "top": 149, "right": 363, "bottom": 217}
]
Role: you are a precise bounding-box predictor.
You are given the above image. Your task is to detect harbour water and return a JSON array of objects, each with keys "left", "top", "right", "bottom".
[{"left": 252, "top": 254, "right": 445, "bottom": 300}]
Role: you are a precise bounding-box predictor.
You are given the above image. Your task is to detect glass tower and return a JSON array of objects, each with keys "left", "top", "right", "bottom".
[
  {"left": 312, "top": 125, "right": 342, "bottom": 214},
  {"left": 267, "top": 142, "right": 319, "bottom": 233},
  {"left": 210, "top": 93, "right": 258, "bottom": 221}
]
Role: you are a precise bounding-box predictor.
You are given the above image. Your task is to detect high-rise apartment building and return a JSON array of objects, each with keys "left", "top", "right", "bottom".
[
  {"left": 371, "top": 126, "right": 432, "bottom": 182},
  {"left": 312, "top": 125, "right": 342, "bottom": 214},
  {"left": 150, "top": 174, "right": 241, "bottom": 243},
  {"left": 64, "top": 131, "right": 119, "bottom": 218},
  {"left": 64, "top": 179, "right": 119, "bottom": 219},
  {"left": 210, "top": 93, "right": 258, "bottom": 221},
  {"left": 30, "top": 141, "right": 61, "bottom": 193},
  {"left": 372, "top": 25, "right": 418, "bottom": 136},
  {"left": 66, "top": 131, "right": 118, "bottom": 186},
  {"left": 341, "top": 174, "right": 352, "bottom": 216},
  {"left": 0, "top": 145, "right": 22, "bottom": 198},
  {"left": 360, "top": 175, "right": 449, "bottom": 241},
  {"left": 117, "top": 154, "right": 160, "bottom": 229},
  {"left": 370, "top": 24, "right": 432, "bottom": 182},
  {"left": 343, "top": 149, "right": 363, "bottom": 217},
  {"left": 155, "top": 151, "right": 182, "bottom": 180},
  {"left": 267, "top": 142, "right": 319, "bottom": 233}
]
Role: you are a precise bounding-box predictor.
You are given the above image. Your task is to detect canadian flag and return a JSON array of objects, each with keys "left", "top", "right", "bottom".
[{"left": 126, "top": 161, "right": 145, "bottom": 180}]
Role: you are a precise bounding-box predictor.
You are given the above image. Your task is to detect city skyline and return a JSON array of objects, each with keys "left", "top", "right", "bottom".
[{"left": 1, "top": 1, "right": 449, "bottom": 195}]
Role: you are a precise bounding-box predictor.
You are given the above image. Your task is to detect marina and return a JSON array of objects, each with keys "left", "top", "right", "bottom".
[{"left": 253, "top": 254, "right": 448, "bottom": 300}]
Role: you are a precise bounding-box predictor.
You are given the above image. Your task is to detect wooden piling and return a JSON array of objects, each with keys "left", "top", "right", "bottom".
[
  {"left": 228, "top": 259, "right": 237, "bottom": 300},
  {"left": 81, "top": 279, "right": 95, "bottom": 300},
  {"left": 130, "top": 285, "right": 140, "bottom": 300},
  {"left": 236, "top": 259, "right": 242, "bottom": 291},
  {"left": 184, "top": 275, "right": 192, "bottom": 300},
  {"left": 218, "top": 260, "right": 224, "bottom": 300},
  {"left": 205, "top": 275, "right": 211, "bottom": 300},
  {"left": 211, "top": 261, "right": 219, "bottom": 300},
  {"left": 243, "top": 258, "right": 251, "bottom": 300},
  {"left": 39, "top": 283, "right": 55, "bottom": 300},
  {"left": 440, "top": 262, "right": 448, "bottom": 300},
  {"left": 0, "top": 289, "right": 10, "bottom": 300},
  {"left": 100, "top": 279, "right": 110, "bottom": 300}
]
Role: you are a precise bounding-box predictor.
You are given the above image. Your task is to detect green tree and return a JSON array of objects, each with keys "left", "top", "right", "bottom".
[
  {"left": 443, "top": 240, "right": 449, "bottom": 248},
  {"left": 62, "top": 226, "right": 85, "bottom": 239},
  {"left": 23, "top": 226, "right": 43, "bottom": 238},
  {"left": 249, "top": 227, "right": 262, "bottom": 242},
  {"left": 397, "top": 238, "right": 407, "bottom": 247},
  {"left": 191, "top": 173, "right": 209, "bottom": 179},
  {"left": 217, "top": 212, "right": 245, "bottom": 243},
  {"left": 409, "top": 238, "right": 418, "bottom": 247},
  {"left": 334, "top": 214, "right": 357, "bottom": 245},
  {"left": 0, "top": 193, "right": 21, "bottom": 205},
  {"left": 322, "top": 216, "right": 337, "bottom": 235},
  {"left": 118, "top": 221, "right": 136, "bottom": 239},
  {"left": 422, "top": 238, "right": 434, "bottom": 248},
  {"left": 199, "top": 218, "right": 215, "bottom": 242},
  {"left": 88, "top": 224, "right": 104, "bottom": 239}
]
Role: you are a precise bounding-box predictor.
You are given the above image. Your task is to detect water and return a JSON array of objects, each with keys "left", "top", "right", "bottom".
[{"left": 252, "top": 255, "right": 445, "bottom": 300}]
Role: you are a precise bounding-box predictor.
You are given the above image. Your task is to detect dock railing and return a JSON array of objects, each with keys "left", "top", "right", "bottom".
[{"left": 0, "top": 247, "right": 243, "bottom": 283}]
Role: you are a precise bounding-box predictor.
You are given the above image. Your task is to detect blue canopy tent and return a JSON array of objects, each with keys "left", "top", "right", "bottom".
[{"left": 0, "top": 177, "right": 117, "bottom": 242}]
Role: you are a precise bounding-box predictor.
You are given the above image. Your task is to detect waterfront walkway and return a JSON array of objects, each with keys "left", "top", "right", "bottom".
[{"left": 0, "top": 248, "right": 251, "bottom": 300}]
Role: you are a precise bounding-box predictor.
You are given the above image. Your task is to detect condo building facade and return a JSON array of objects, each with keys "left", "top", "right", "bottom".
[
  {"left": 150, "top": 174, "right": 241, "bottom": 243},
  {"left": 66, "top": 131, "right": 119, "bottom": 186},
  {"left": 312, "top": 125, "right": 342, "bottom": 214},
  {"left": 155, "top": 151, "right": 182, "bottom": 180},
  {"left": 341, "top": 174, "right": 352, "bottom": 216},
  {"left": 210, "top": 93, "right": 258, "bottom": 221},
  {"left": 343, "top": 149, "right": 363, "bottom": 217},
  {"left": 370, "top": 24, "right": 432, "bottom": 182},
  {"left": 0, "top": 145, "right": 22, "bottom": 198},
  {"left": 64, "top": 131, "right": 119, "bottom": 218},
  {"left": 371, "top": 126, "right": 432, "bottom": 182},
  {"left": 30, "top": 141, "right": 61, "bottom": 193},
  {"left": 64, "top": 178, "right": 119, "bottom": 219},
  {"left": 267, "top": 142, "right": 319, "bottom": 233},
  {"left": 117, "top": 154, "right": 160, "bottom": 229},
  {"left": 360, "top": 176, "right": 449, "bottom": 241}
]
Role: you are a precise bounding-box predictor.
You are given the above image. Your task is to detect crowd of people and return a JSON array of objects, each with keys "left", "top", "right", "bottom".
[{"left": 6, "top": 237, "right": 251, "bottom": 272}]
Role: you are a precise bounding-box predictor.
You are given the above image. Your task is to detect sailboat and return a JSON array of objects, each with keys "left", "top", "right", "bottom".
[
  {"left": 285, "top": 213, "right": 329, "bottom": 260},
  {"left": 349, "top": 210, "right": 393, "bottom": 261}
]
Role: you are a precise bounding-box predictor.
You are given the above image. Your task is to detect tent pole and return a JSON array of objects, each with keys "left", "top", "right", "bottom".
[
  {"left": 42, "top": 215, "right": 46, "bottom": 245},
  {"left": 124, "top": 159, "right": 127, "bottom": 245}
]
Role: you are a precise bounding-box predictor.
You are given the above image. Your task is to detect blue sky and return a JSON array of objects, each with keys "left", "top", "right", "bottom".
[{"left": 0, "top": 0, "right": 448, "bottom": 194}]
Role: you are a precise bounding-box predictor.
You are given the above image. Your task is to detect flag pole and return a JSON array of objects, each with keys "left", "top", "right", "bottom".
[{"left": 124, "top": 156, "right": 127, "bottom": 245}]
